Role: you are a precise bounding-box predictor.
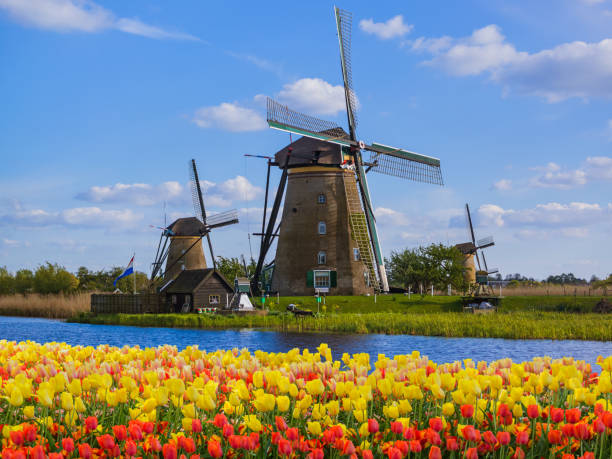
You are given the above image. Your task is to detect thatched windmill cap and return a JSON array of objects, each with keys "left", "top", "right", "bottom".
[
  {"left": 167, "top": 217, "right": 206, "bottom": 236},
  {"left": 275, "top": 135, "right": 345, "bottom": 168},
  {"left": 455, "top": 242, "right": 477, "bottom": 255}
]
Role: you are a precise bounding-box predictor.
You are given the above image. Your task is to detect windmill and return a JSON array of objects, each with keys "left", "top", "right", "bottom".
[
  {"left": 252, "top": 7, "right": 443, "bottom": 296},
  {"left": 150, "top": 159, "right": 239, "bottom": 284},
  {"left": 456, "top": 203, "right": 497, "bottom": 285}
]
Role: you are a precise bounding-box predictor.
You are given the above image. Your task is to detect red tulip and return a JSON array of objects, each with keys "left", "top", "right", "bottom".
[
  {"left": 516, "top": 429, "right": 529, "bottom": 445},
  {"left": 403, "top": 427, "right": 416, "bottom": 440},
  {"left": 362, "top": 450, "right": 374, "bottom": 459},
  {"left": 342, "top": 440, "right": 356, "bottom": 455},
  {"left": 191, "top": 419, "right": 202, "bottom": 433},
  {"left": 10, "top": 430, "right": 24, "bottom": 446},
  {"left": 207, "top": 439, "right": 223, "bottom": 459},
  {"left": 78, "top": 443, "right": 93, "bottom": 459},
  {"left": 551, "top": 408, "right": 564, "bottom": 423},
  {"left": 278, "top": 439, "right": 292, "bottom": 456},
  {"left": 562, "top": 423, "right": 575, "bottom": 438},
  {"left": 143, "top": 422, "right": 155, "bottom": 434},
  {"left": 497, "top": 431, "right": 511, "bottom": 446},
  {"left": 513, "top": 447, "right": 525, "bottom": 459},
  {"left": 429, "top": 446, "right": 442, "bottom": 459},
  {"left": 548, "top": 429, "right": 563, "bottom": 445},
  {"left": 446, "top": 436, "right": 459, "bottom": 451},
  {"left": 178, "top": 436, "right": 196, "bottom": 454},
  {"left": 368, "top": 418, "right": 379, "bottom": 433},
  {"left": 566, "top": 408, "right": 581, "bottom": 424},
  {"left": 498, "top": 403, "right": 510, "bottom": 417},
  {"left": 460, "top": 404, "right": 474, "bottom": 418},
  {"left": 85, "top": 416, "right": 98, "bottom": 432},
  {"left": 62, "top": 438, "right": 75, "bottom": 453},
  {"left": 394, "top": 440, "right": 408, "bottom": 455},
  {"left": 162, "top": 443, "right": 178, "bottom": 459},
  {"left": 275, "top": 415, "right": 288, "bottom": 431},
  {"left": 574, "top": 423, "right": 590, "bottom": 441},
  {"left": 222, "top": 423, "right": 234, "bottom": 437},
  {"left": 483, "top": 430, "right": 496, "bottom": 445},
  {"left": 113, "top": 425, "right": 128, "bottom": 442},
  {"left": 465, "top": 447, "right": 478, "bottom": 459},
  {"left": 462, "top": 425, "right": 479, "bottom": 442},
  {"left": 409, "top": 440, "right": 422, "bottom": 453},
  {"left": 213, "top": 413, "right": 228, "bottom": 428},
  {"left": 579, "top": 452, "right": 595, "bottom": 459},
  {"left": 23, "top": 424, "right": 37, "bottom": 443},
  {"left": 527, "top": 405, "right": 539, "bottom": 419},
  {"left": 391, "top": 421, "right": 404, "bottom": 434},
  {"left": 603, "top": 412, "right": 612, "bottom": 428},
  {"left": 97, "top": 434, "right": 115, "bottom": 451},
  {"left": 561, "top": 454, "right": 575, "bottom": 459},
  {"left": 125, "top": 440, "right": 138, "bottom": 457},
  {"left": 128, "top": 424, "right": 143, "bottom": 441},
  {"left": 593, "top": 419, "right": 605, "bottom": 434},
  {"left": 29, "top": 445, "right": 45, "bottom": 459},
  {"left": 429, "top": 417, "right": 443, "bottom": 432},
  {"left": 308, "top": 449, "right": 324, "bottom": 459},
  {"left": 49, "top": 454, "right": 63, "bottom": 459},
  {"left": 386, "top": 447, "right": 402, "bottom": 459},
  {"left": 287, "top": 427, "right": 299, "bottom": 441}
]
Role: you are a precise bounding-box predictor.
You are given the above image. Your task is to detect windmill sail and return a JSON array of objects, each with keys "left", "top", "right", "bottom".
[
  {"left": 189, "top": 159, "right": 216, "bottom": 268},
  {"left": 335, "top": 7, "right": 358, "bottom": 137},
  {"left": 366, "top": 145, "right": 443, "bottom": 185}
]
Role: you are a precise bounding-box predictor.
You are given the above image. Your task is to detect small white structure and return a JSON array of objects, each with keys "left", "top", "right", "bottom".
[{"left": 237, "top": 293, "right": 255, "bottom": 311}]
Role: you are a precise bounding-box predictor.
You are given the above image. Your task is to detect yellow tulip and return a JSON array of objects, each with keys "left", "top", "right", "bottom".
[
  {"left": 306, "top": 379, "right": 324, "bottom": 396},
  {"left": 307, "top": 421, "right": 322, "bottom": 436},
  {"left": 243, "top": 415, "right": 262, "bottom": 432},
  {"left": 23, "top": 405, "right": 35, "bottom": 419},
  {"left": 276, "top": 395, "right": 290, "bottom": 412},
  {"left": 9, "top": 387, "right": 23, "bottom": 407},
  {"left": 60, "top": 392, "right": 73, "bottom": 411}
]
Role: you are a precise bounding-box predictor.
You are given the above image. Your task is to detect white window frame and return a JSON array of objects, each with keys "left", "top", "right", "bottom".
[
  {"left": 314, "top": 270, "right": 331, "bottom": 289},
  {"left": 318, "top": 193, "right": 326, "bottom": 204},
  {"left": 318, "top": 221, "right": 327, "bottom": 235},
  {"left": 353, "top": 247, "right": 360, "bottom": 261},
  {"left": 317, "top": 251, "right": 327, "bottom": 265},
  {"left": 209, "top": 294, "right": 220, "bottom": 305}
]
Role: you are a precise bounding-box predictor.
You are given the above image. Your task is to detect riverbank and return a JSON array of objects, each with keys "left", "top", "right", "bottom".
[{"left": 70, "top": 310, "right": 612, "bottom": 340}]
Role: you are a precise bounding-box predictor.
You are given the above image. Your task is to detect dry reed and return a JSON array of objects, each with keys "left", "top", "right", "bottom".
[
  {"left": 501, "top": 284, "right": 608, "bottom": 297},
  {"left": 0, "top": 293, "right": 90, "bottom": 319}
]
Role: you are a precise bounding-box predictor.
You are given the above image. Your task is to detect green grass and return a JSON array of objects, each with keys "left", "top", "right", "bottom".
[
  {"left": 70, "top": 310, "right": 612, "bottom": 341},
  {"left": 258, "top": 294, "right": 603, "bottom": 314}
]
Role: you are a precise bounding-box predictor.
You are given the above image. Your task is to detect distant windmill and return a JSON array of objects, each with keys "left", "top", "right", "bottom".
[
  {"left": 251, "top": 7, "right": 443, "bottom": 296},
  {"left": 150, "top": 159, "right": 239, "bottom": 284},
  {"left": 456, "top": 203, "right": 497, "bottom": 285}
]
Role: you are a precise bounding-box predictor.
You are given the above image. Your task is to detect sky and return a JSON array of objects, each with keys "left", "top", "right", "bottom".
[{"left": 0, "top": 0, "right": 611, "bottom": 281}]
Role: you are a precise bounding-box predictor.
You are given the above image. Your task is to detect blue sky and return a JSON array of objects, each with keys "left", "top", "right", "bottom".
[{"left": 1, "top": 0, "right": 611, "bottom": 280}]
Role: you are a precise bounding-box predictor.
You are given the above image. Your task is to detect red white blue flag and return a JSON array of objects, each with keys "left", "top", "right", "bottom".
[{"left": 113, "top": 255, "right": 134, "bottom": 287}]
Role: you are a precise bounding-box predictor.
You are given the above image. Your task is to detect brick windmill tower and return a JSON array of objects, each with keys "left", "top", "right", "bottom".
[{"left": 252, "top": 8, "right": 444, "bottom": 296}]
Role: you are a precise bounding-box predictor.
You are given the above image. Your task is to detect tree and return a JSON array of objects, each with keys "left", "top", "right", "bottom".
[
  {"left": 0, "top": 267, "right": 14, "bottom": 295},
  {"left": 216, "top": 256, "right": 254, "bottom": 282},
  {"left": 385, "top": 244, "right": 467, "bottom": 293},
  {"left": 14, "top": 269, "right": 33, "bottom": 294},
  {"left": 32, "top": 263, "right": 79, "bottom": 294}
]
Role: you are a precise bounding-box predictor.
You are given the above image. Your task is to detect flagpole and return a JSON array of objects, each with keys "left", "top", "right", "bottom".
[{"left": 133, "top": 252, "right": 136, "bottom": 295}]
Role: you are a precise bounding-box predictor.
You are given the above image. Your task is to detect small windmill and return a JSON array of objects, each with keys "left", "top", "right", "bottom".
[
  {"left": 465, "top": 203, "right": 497, "bottom": 276},
  {"left": 150, "top": 159, "right": 239, "bottom": 284},
  {"left": 252, "top": 7, "right": 443, "bottom": 295}
]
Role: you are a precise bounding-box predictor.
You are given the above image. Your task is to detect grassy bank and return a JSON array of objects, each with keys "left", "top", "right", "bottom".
[
  {"left": 0, "top": 293, "right": 89, "bottom": 318},
  {"left": 70, "top": 311, "right": 612, "bottom": 341}
]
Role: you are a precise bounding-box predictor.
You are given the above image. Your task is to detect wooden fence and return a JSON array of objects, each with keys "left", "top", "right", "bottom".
[{"left": 91, "top": 293, "right": 169, "bottom": 314}]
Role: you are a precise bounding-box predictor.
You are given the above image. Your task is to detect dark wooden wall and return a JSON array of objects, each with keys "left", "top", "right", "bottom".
[{"left": 193, "top": 275, "right": 232, "bottom": 308}]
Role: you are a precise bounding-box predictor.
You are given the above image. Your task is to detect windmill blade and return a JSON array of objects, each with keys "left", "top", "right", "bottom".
[
  {"left": 465, "top": 204, "right": 477, "bottom": 246},
  {"left": 477, "top": 235, "right": 494, "bottom": 249},
  {"left": 267, "top": 98, "right": 351, "bottom": 146},
  {"left": 481, "top": 251, "right": 489, "bottom": 273},
  {"left": 334, "top": 6, "right": 358, "bottom": 139},
  {"left": 206, "top": 209, "right": 239, "bottom": 229},
  {"left": 365, "top": 144, "right": 443, "bottom": 185},
  {"left": 189, "top": 159, "right": 216, "bottom": 269}
]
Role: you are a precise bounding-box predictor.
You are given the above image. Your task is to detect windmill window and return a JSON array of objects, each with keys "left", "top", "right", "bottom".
[
  {"left": 314, "top": 270, "right": 331, "bottom": 289},
  {"left": 317, "top": 251, "right": 327, "bottom": 265},
  {"left": 318, "top": 194, "right": 326, "bottom": 204},
  {"left": 209, "top": 295, "right": 220, "bottom": 305},
  {"left": 318, "top": 222, "right": 327, "bottom": 235},
  {"left": 353, "top": 248, "right": 360, "bottom": 261}
]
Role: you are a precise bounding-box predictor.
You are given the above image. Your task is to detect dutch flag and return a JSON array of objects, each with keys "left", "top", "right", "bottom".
[{"left": 113, "top": 255, "right": 134, "bottom": 287}]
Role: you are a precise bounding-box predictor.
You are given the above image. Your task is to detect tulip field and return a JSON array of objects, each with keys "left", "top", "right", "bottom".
[{"left": 1, "top": 341, "right": 611, "bottom": 458}]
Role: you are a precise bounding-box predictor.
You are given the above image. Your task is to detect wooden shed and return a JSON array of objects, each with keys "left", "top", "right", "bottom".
[{"left": 160, "top": 269, "right": 233, "bottom": 312}]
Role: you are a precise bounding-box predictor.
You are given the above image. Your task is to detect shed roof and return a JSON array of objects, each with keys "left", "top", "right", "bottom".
[
  {"left": 167, "top": 217, "right": 206, "bottom": 237},
  {"left": 275, "top": 136, "right": 343, "bottom": 168},
  {"left": 162, "top": 268, "right": 233, "bottom": 293}
]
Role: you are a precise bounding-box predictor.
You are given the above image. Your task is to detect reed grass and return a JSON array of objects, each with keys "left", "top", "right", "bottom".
[
  {"left": 502, "top": 284, "right": 608, "bottom": 296},
  {"left": 0, "top": 293, "right": 89, "bottom": 318},
  {"left": 70, "top": 311, "right": 612, "bottom": 341}
]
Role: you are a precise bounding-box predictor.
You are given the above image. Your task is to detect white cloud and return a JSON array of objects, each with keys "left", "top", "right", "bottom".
[
  {"left": 359, "top": 15, "right": 412, "bottom": 40},
  {"left": 529, "top": 156, "right": 612, "bottom": 188},
  {"left": 0, "top": 206, "right": 142, "bottom": 228},
  {"left": 478, "top": 201, "right": 610, "bottom": 230},
  {"left": 410, "top": 24, "right": 612, "bottom": 102},
  {"left": 1, "top": 238, "right": 21, "bottom": 247},
  {"left": 77, "top": 176, "right": 262, "bottom": 208},
  {"left": 277, "top": 78, "right": 349, "bottom": 116},
  {"left": 193, "top": 102, "right": 266, "bottom": 132},
  {"left": 492, "top": 179, "right": 512, "bottom": 191},
  {"left": 375, "top": 207, "right": 409, "bottom": 225},
  {"left": 0, "top": 0, "right": 197, "bottom": 40},
  {"left": 77, "top": 181, "right": 184, "bottom": 206}
]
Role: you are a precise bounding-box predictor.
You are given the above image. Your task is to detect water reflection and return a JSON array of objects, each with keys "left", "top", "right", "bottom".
[{"left": 0, "top": 316, "right": 610, "bottom": 365}]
